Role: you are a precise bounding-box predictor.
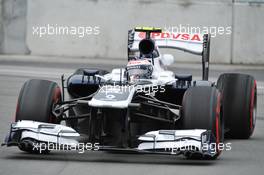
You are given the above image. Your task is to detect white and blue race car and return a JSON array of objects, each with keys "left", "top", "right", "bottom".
[{"left": 3, "top": 27, "right": 257, "bottom": 159}]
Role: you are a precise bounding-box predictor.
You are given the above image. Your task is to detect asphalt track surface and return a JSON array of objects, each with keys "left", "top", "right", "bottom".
[{"left": 0, "top": 60, "right": 263, "bottom": 175}]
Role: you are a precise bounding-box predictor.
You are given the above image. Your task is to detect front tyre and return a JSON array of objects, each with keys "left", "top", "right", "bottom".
[
  {"left": 217, "top": 73, "right": 257, "bottom": 139},
  {"left": 15, "top": 79, "right": 62, "bottom": 153},
  {"left": 182, "top": 86, "right": 223, "bottom": 159}
]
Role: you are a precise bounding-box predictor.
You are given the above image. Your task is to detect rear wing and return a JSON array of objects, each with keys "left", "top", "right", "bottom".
[{"left": 127, "top": 28, "right": 211, "bottom": 80}]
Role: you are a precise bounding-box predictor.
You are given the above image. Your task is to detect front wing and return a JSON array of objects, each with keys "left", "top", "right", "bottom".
[{"left": 3, "top": 120, "right": 218, "bottom": 157}]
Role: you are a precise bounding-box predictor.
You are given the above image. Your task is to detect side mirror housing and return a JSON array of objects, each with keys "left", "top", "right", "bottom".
[{"left": 161, "top": 54, "right": 174, "bottom": 66}]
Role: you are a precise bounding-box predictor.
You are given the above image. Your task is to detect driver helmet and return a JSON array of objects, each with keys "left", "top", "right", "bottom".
[{"left": 126, "top": 59, "right": 153, "bottom": 82}]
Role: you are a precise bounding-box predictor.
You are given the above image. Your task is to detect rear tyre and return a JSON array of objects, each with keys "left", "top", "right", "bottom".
[
  {"left": 15, "top": 79, "right": 62, "bottom": 153},
  {"left": 217, "top": 73, "right": 257, "bottom": 139},
  {"left": 182, "top": 86, "right": 223, "bottom": 159}
]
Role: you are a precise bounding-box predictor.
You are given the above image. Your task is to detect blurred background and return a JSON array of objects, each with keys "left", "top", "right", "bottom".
[{"left": 0, "top": 0, "right": 263, "bottom": 64}]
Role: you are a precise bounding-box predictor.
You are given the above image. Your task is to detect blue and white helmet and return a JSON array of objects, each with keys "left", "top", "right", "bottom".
[{"left": 126, "top": 59, "right": 153, "bottom": 82}]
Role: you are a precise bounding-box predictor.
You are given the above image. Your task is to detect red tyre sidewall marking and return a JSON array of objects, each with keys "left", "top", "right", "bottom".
[
  {"left": 215, "top": 93, "right": 221, "bottom": 154},
  {"left": 49, "top": 87, "right": 61, "bottom": 123},
  {"left": 250, "top": 80, "right": 257, "bottom": 130}
]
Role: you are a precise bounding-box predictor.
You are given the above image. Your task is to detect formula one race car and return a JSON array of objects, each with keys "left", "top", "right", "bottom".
[{"left": 3, "top": 27, "right": 257, "bottom": 159}]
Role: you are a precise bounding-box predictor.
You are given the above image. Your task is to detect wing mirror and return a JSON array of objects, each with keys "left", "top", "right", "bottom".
[{"left": 161, "top": 54, "right": 174, "bottom": 66}]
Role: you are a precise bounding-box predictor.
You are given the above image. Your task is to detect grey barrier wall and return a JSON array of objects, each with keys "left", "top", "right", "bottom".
[
  {"left": 0, "top": 0, "right": 263, "bottom": 64},
  {"left": 1, "top": 0, "right": 29, "bottom": 54},
  {"left": 232, "top": 1, "right": 264, "bottom": 64}
]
